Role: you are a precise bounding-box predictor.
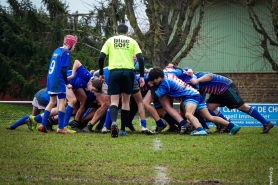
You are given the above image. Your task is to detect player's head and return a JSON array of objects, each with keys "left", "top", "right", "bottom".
[
  {"left": 88, "top": 78, "right": 102, "bottom": 93},
  {"left": 133, "top": 55, "right": 137, "bottom": 62},
  {"left": 186, "top": 68, "right": 193, "bottom": 76},
  {"left": 89, "top": 70, "right": 95, "bottom": 75},
  {"left": 148, "top": 67, "right": 164, "bottom": 85},
  {"left": 166, "top": 63, "right": 175, "bottom": 68},
  {"left": 64, "top": 35, "right": 77, "bottom": 51},
  {"left": 117, "top": 24, "right": 128, "bottom": 35}
]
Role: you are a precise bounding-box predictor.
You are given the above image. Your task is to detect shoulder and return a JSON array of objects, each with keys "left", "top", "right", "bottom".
[
  {"left": 54, "top": 47, "right": 69, "bottom": 55},
  {"left": 106, "top": 36, "right": 116, "bottom": 43}
]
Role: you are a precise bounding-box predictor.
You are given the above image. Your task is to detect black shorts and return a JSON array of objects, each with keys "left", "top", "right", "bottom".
[
  {"left": 108, "top": 69, "right": 134, "bottom": 95},
  {"left": 133, "top": 83, "right": 139, "bottom": 92},
  {"left": 133, "top": 72, "right": 140, "bottom": 93},
  {"left": 153, "top": 100, "right": 163, "bottom": 109},
  {"left": 206, "top": 82, "right": 245, "bottom": 109},
  {"left": 84, "top": 98, "right": 99, "bottom": 109}
]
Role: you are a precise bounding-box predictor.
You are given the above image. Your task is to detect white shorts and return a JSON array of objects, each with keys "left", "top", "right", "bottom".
[{"left": 32, "top": 97, "right": 46, "bottom": 110}]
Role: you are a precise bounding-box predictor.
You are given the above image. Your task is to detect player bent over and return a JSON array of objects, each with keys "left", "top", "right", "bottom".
[{"left": 147, "top": 67, "right": 241, "bottom": 136}]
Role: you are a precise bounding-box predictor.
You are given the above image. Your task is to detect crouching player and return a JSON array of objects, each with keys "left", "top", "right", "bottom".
[
  {"left": 147, "top": 67, "right": 241, "bottom": 136},
  {"left": 6, "top": 88, "right": 57, "bottom": 131}
]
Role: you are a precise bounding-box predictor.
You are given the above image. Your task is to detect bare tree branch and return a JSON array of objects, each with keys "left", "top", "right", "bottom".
[
  {"left": 168, "top": 0, "right": 203, "bottom": 62},
  {"left": 124, "top": 0, "right": 143, "bottom": 37},
  {"left": 173, "top": 0, "right": 205, "bottom": 65},
  {"left": 270, "top": 0, "right": 278, "bottom": 41},
  {"left": 80, "top": 43, "right": 101, "bottom": 51},
  {"left": 247, "top": 3, "right": 278, "bottom": 71}
]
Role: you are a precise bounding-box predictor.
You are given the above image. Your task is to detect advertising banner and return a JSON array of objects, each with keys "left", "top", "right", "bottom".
[{"left": 208, "top": 104, "right": 278, "bottom": 127}]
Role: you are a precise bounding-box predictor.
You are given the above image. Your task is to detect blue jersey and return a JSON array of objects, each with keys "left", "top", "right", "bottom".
[
  {"left": 154, "top": 74, "right": 200, "bottom": 102},
  {"left": 134, "top": 60, "right": 139, "bottom": 70},
  {"left": 95, "top": 67, "right": 110, "bottom": 84},
  {"left": 195, "top": 72, "right": 233, "bottom": 95},
  {"left": 103, "top": 67, "right": 110, "bottom": 84},
  {"left": 163, "top": 67, "right": 183, "bottom": 77},
  {"left": 47, "top": 47, "right": 70, "bottom": 94},
  {"left": 85, "top": 89, "right": 96, "bottom": 101},
  {"left": 68, "top": 66, "right": 93, "bottom": 90},
  {"left": 179, "top": 73, "right": 199, "bottom": 90},
  {"left": 136, "top": 67, "right": 183, "bottom": 93},
  {"left": 34, "top": 88, "right": 50, "bottom": 107},
  {"left": 134, "top": 56, "right": 145, "bottom": 70}
]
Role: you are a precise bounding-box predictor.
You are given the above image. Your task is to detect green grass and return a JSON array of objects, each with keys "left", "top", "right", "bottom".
[{"left": 0, "top": 104, "right": 277, "bottom": 184}]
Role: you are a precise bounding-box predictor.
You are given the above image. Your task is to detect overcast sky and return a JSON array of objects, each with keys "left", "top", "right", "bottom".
[
  {"left": 0, "top": 0, "right": 149, "bottom": 32},
  {"left": 0, "top": 0, "right": 95, "bottom": 14}
]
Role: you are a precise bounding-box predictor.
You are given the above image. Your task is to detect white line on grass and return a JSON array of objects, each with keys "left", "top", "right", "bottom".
[
  {"left": 153, "top": 138, "right": 162, "bottom": 151},
  {"left": 153, "top": 138, "right": 169, "bottom": 184},
  {"left": 154, "top": 166, "right": 169, "bottom": 185}
]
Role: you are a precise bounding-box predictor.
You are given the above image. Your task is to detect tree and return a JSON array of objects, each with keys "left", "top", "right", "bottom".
[
  {"left": 0, "top": 0, "right": 101, "bottom": 99},
  {"left": 0, "top": 0, "right": 53, "bottom": 99},
  {"left": 246, "top": 0, "right": 278, "bottom": 72},
  {"left": 0, "top": 0, "right": 207, "bottom": 99},
  {"left": 61, "top": 0, "right": 127, "bottom": 69},
  {"left": 84, "top": 0, "right": 205, "bottom": 68},
  {"left": 123, "top": 0, "right": 205, "bottom": 67}
]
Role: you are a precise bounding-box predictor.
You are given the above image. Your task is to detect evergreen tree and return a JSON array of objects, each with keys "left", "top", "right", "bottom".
[{"left": 0, "top": 1, "right": 51, "bottom": 99}]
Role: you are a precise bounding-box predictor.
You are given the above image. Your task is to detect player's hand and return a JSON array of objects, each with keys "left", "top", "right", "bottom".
[
  {"left": 147, "top": 80, "right": 154, "bottom": 87},
  {"left": 66, "top": 84, "right": 72, "bottom": 89},
  {"left": 67, "top": 75, "right": 74, "bottom": 80},
  {"left": 139, "top": 77, "right": 145, "bottom": 87},
  {"left": 186, "top": 68, "right": 193, "bottom": 76},
  {"left": 99, "top": 75, "right": 104, "bottom": 82},
  {"left": 190, "top": 78, "right": 198, "bottom": 85}
]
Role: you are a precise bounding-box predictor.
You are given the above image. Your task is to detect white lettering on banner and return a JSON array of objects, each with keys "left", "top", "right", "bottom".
[
  {"left": 214, "top": 104, "right": 278, "bottom": 127},
  {"left": 221, "top": 107, "right": 241, "bottom": 112},
  {"left": 269, "top": 106, "right": 278, "bottom": 112},
  {"left": 258, "top": 106, "right": 266, "bottom": 112}
]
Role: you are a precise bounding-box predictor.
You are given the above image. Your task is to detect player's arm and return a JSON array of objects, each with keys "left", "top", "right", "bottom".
[
  {"left": 61, "top": 67, "right": 72, "bottom": 89},
  {"left": 98, "top": 52, "right": 106, "bottom": 81},
  {"left": 67, "top": 60, "right": 82, "bottom": 80},
  {"left": 90, "top": 94, "right": 110, "bottom": 125},
  {"left": 150, "top": 83, "right": 168, "bottom": 101},
  {"left": 136, "top": 53, "right": 145, "bottom": 87},
  {"left": 190, "top": 73, "right": 213, "bottom": 85},
  {"left": 135, "top": 53, "right": 144, "bottom": 77}
]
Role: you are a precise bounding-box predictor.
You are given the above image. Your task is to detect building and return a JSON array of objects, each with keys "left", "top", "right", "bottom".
[{"left": 179, "top": 1, "right": 278, "bottom": 103}]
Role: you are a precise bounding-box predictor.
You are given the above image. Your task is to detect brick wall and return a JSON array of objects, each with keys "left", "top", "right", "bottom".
[
  {"left": 1, "top": 73, "right": 277, "bottom": 103},
  {"left": 220, "top": 73, "right": 278, "bottom": 103}
]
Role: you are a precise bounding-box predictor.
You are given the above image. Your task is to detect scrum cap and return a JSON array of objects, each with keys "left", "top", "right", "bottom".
[{"left": 64, "top": 35, "right": 77, "bottom": 48}]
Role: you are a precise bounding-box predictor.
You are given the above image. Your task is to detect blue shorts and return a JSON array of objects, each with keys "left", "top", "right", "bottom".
[
  {"left": 182, "top": 94, "right": 206, "bottom": 112},
  {"left": 50, "top": 93, "right": 66, "bottom": 99}
]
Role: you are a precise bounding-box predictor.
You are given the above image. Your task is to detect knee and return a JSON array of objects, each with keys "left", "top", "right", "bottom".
[
  {"left": 185, "top": 113, "right": 194, "bottom": 119},
  {"left": 68, "top": 98, "right": 77, "bottom": 106},
  {"left": 238, "top": 104, "right": 249, "bottom": 112},
  {"left": 142, "top": 100, "right": 150, "bottom": 107}
]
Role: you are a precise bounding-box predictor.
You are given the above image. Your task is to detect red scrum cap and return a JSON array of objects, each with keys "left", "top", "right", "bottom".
[{"left": 64, "top": 35, "right": 77, "bottom": 48}]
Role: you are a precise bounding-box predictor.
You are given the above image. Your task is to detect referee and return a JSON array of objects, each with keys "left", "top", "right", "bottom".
[{"left": 98, "top": 24, "right": 145, "bottom": 137}]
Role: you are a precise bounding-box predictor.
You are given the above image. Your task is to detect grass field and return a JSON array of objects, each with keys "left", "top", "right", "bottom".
[{"left": 0, "top": 103, "right": 277, "bottom": 184}]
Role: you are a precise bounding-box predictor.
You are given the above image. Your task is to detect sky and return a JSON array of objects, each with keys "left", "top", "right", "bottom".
[
  {"left": 0, "top": 0, "right": 96, "bottom": 14},
  {"left": 0, "top": 0, "right": 149, "bottom": 32}
]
